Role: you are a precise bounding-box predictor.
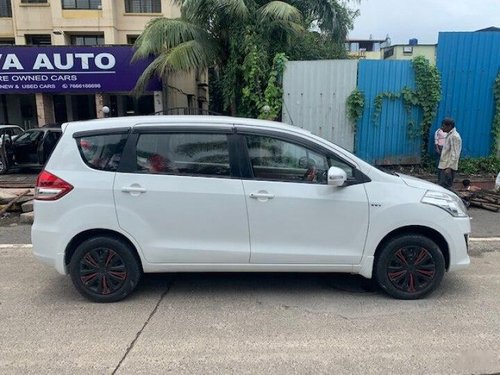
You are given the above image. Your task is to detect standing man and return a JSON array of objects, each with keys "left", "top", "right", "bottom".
[{"left": 438, "top": 118, "right": 462, "bottom": 190}]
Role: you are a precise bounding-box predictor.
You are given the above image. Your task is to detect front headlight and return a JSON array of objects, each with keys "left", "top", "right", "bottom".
[{"left": 421, "top": 190, "right": 468, "bottom": 217}]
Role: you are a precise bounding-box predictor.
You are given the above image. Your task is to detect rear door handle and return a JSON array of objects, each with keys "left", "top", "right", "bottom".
[
  {"left": 121, "top": 186, "right": 147, "bottom": 194},
  {"left": 250, "top": 192, "right": 275, "bottom": 200}
]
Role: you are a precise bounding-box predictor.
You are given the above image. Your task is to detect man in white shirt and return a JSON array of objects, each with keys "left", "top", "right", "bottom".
[{"left": 438, "top": 118, "right": 462, "bottom": 190}]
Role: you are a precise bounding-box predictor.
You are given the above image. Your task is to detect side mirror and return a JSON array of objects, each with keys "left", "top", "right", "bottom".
[{"left": 327, "top": 166, "right": 347, "bottom": 187}]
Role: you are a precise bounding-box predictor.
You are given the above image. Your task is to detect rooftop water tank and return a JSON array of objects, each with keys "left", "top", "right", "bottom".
[{"left": 409, "top": 38, "right": 418, "bottom": 46}]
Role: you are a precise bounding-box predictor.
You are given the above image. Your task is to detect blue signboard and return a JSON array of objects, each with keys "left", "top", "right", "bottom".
[{"left": 0, "top": 46, "right": 161, "bottom": 93}]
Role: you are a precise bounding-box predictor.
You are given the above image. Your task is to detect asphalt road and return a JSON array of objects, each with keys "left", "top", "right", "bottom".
[{"left": 0, "top": 241, "right": 499, "bottom": 374}]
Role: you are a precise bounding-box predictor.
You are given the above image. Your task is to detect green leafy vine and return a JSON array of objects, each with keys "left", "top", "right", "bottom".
[
  {"left": 346, "top": 88, "right": 365, "bottom": 130},
  {"left": 259, "top": 53, "right": 288, "bottom": 120},
  {"left": 492, "top": 72, "right": 500, "bottom": 156},
  {"left": 412, "top": 56, "right": 442, "bottom": 154},
  {"left": 241, "top": 32, "right": 269, "bottom": 118},
  {"left": 372, "top": 91, "right": 401, "bottom": 124}
]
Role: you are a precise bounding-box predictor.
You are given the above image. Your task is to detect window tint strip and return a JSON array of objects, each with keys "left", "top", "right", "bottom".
[
  {"left": 132, "top": 126, "right": 233, "bottom": 135},
  {"left": 73, "top": 128, "right": 131, "bottom": 139}
]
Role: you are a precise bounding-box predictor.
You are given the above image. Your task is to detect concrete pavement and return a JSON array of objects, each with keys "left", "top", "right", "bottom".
[{"left": 0, "top": 242, "right": 499, "bottom": 374}]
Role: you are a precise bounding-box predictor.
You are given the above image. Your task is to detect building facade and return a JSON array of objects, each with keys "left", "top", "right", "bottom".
[
  {"left": 345, "top": 37, "right": 388, "bottom": 60},
  {"left": 381, "top": 44, "right": 436, "bottom": 65},
  {"left": 0, "top": 0, "right": 207, "bottom": 127}
]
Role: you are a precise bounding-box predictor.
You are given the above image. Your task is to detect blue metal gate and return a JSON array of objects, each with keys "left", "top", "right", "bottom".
[{"left": 355, "top": 60, "right": 422, "bottom": 164}]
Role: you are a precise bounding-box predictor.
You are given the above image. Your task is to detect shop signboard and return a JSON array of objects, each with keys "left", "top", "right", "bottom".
[{"left": 0, "top": 46, "right": 161, "bottom": 93}]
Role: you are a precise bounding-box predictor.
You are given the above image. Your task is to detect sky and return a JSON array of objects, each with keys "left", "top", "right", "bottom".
[{"left": 350, "top": 0, "right": 500, "bottom": 44}]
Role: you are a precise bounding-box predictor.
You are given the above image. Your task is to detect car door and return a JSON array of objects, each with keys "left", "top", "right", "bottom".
[
  {"left": 239, "top": 132, "right": 370, "bottom": 265},
  {"left": 114, "top": 127, "right": 250, "bottom": 264},
  {"left": 13, "top": 130, "right": 43, "bottom": 164},
  {"left": 40, "top": 130, "right": 62, "bottom": 164}
]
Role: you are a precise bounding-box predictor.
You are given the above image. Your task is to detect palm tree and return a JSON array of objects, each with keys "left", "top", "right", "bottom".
[{"left": 133, "top": 0, "right": 359, "bottom": 116}]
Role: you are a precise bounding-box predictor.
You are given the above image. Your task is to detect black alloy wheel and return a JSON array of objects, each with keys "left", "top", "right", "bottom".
[
  {"left": 79, "top": 248, "right": 127, "bottom": 295},
  {"left": 376, "top": 235, "right": 445, "bottom": 300},
  {"left": 70, "top": 237, "right": 141, "bottom": 302}
]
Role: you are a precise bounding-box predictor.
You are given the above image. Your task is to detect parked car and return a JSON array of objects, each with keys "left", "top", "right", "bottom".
[
  {"left": 0, "top": 125, "right": 62, "bottom": 174},
  {"left": 0, "top": 124, "right": 24, "bottom": 146},
  {"left": 32, "top": 116, "right": 471, "bottom": 302}
]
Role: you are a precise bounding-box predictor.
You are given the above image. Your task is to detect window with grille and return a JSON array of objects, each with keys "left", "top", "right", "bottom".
[
  {"left": 127, "top": 35, "right": 139, "bottom": 45},
  {"left": 25, "top": 34, "right": 52, "bottom": 45},
  {"left": 125, "top": 0, "right": 161, "bottom": 13},
  {"left": 70, "top": 34, "right": 105, "bottom": 46},
  {"left": 0, "top": 0, "right": 12, "bottom": 17},
  {"left": 21, "top": 0, "right": 48, "bottom": 4},
  {"left": 62, "top": 0, "right": 101, "bottom": 9}
]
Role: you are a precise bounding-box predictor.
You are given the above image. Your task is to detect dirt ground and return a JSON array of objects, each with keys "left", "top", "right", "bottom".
[{"left": 0, "top": 212, "right": 21, "bottom": 227}]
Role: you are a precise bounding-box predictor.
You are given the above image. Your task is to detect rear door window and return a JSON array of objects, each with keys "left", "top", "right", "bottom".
[
  {"left": 136, "top": 133, "right": 231, "bottom": 177},
  {"left": 76, "top": 133, "right": 128, "bottom": 171}
]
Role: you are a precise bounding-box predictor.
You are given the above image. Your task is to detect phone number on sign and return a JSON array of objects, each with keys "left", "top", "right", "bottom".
[{"left": 63, "top": 83, "right": 102, "bottom": 89}]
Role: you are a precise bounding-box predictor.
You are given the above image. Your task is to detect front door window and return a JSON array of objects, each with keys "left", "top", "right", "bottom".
[{"left": 246, "top": 135, "right": 330, "bottom": 183}]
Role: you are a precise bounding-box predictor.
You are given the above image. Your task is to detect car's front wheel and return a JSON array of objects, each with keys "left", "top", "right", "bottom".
[
  {"left": 375, "top": 235, "right": 445, "bottom": 299},
  {"left": 69, "top": 237, "right": 141, "bottom": 302}
]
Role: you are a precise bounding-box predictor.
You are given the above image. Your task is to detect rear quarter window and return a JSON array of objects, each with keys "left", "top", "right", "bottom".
[{"left": 76, "top": 133, "right": 128, "bottom": 171}]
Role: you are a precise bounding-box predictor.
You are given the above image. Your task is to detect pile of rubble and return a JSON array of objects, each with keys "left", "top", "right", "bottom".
[{"left": 0, "top": 188, "right": 34, "bottom": 224}]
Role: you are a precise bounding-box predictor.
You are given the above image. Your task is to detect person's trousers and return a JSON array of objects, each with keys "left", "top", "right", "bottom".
[{"left": 438, "top": 168, "right": 456, "bottom": 191}]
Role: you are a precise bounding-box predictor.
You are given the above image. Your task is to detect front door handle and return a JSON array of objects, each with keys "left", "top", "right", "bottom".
[{"left": 249, "top": 192, "right": 275, "bottom": 200}]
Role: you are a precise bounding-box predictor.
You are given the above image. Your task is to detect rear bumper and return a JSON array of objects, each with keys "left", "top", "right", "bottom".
[{"left": 31, "top": 225, "right": 67, "bottom": 275}]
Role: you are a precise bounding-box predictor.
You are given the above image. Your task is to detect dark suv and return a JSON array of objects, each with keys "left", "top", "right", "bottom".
[{"left": 0, "top": 125, "right": 62, "bottom": 174}]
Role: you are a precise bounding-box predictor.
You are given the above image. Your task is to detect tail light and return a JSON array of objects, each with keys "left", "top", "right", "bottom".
[{"left": 35, "top": 170, "right": 73, "bottom": 201}]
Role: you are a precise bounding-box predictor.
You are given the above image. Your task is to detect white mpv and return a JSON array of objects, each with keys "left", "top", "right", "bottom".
[{"left": 32, "top": 116, "right": 470, "bottom": 302}]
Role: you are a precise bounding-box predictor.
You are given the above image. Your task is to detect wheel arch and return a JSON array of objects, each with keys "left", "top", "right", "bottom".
[
  {"left": 373, "top": 226, "right": 450, "bottom": 271},
  {"left": 64, "top": 229, "right": 144, "bottom": 272}
]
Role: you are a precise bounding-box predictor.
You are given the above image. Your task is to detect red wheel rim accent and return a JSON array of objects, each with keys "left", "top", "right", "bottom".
[
  {"left": 79, "top": 248, "right": 127, "bottom": 295},
  {"left": 387, "top": 247, "right": 436, "bottom": 293}
]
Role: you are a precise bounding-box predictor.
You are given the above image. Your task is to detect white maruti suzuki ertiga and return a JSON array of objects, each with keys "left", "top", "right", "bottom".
[{"left": 32, "top": 116, "right": 470, "bottom": 302}]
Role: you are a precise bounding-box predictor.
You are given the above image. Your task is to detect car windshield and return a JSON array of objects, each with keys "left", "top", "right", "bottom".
[{"left": 15, "top": 130, "right": 43, "bottom": 143}]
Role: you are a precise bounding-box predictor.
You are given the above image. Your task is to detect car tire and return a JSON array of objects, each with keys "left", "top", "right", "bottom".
[
  {"left": 69, "top": 236, "right": 141, "bottom": 303},
  {"left": 375, "top": 234, "right": 445, "bottom": 300}
]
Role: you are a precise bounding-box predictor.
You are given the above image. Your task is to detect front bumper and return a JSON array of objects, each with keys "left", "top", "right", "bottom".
[{"left": 447, "top": 217, "right": 471, "bottom": 272}]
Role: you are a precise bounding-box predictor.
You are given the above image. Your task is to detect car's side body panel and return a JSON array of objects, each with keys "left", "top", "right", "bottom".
[{"left": 32, "top": 116, "right": 471, "bottom": 288}]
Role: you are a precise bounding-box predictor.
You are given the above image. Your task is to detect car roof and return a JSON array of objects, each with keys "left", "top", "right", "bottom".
[
  {"left": 0, "top": 125, "right": 22, "bottom": 129},
  {"left": 26, "top": 127, "right": 61, "bottom": 132},
  {"left": 63, "top": 115, "right": 313, "bottom": 137}
]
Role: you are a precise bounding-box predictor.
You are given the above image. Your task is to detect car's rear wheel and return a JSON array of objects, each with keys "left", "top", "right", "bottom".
[
  {"left": 69, "top": 237, "right": 141, "bottom": 302},
  {"left": 375, "top": 235, "right": 445, "bottom": 300}
]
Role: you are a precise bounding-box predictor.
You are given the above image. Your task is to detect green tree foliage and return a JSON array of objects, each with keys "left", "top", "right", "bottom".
[{"left": 133, "top": 0, "right": 359, "bottom": 118}]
